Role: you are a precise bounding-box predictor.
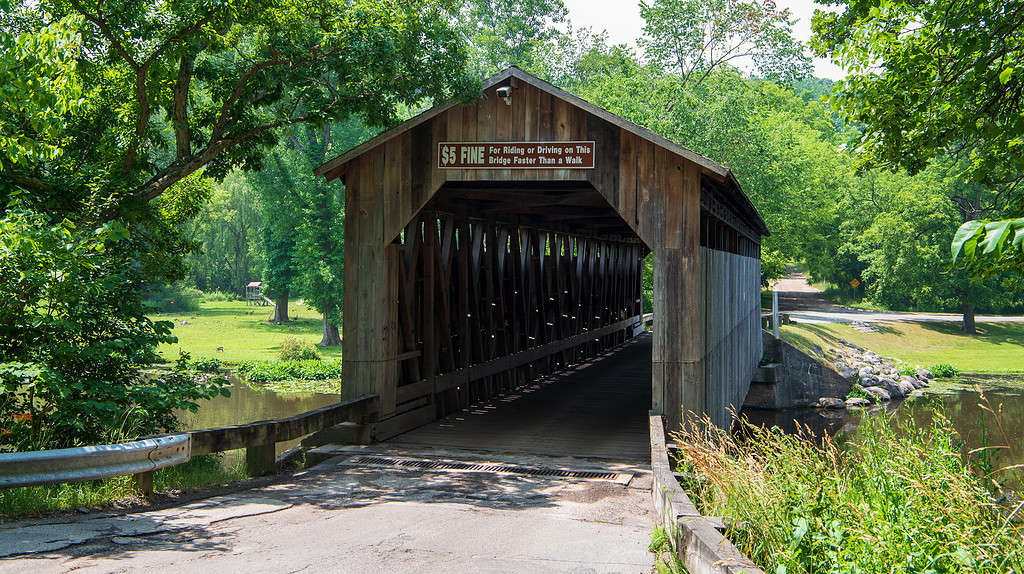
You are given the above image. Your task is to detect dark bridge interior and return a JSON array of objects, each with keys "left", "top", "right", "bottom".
[
  {"left": 390, "top": 181, "right": 647, "bottom": 424},
  {"left": 391, "top": 334, "right": 652, "bottom": 463}
]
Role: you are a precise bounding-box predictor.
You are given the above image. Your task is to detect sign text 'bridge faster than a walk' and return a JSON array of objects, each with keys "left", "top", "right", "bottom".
[{"left": 438, "top": 141, "right": 596, "bottom": 169}]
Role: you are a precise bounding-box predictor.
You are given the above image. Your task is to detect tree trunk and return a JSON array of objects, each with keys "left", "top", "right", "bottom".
[
  {"left": 961, "top": 301, "right": 976, "bottom": 334},
  {"left": 319, "top": 313, "right": 341, "bottom": 346},
  {"left": 270, "top": 292, "right": 289, "bottom": 323}
]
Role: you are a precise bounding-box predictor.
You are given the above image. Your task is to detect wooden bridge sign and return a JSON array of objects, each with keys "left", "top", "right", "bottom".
[{"left": 438, "top": 141, "right": 596, "bottom": 169}]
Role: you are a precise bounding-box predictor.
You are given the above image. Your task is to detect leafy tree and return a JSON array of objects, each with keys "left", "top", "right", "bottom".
[
  {"left": 245, "top": 119, "right": 371, "bottom": 342},
  {"left": 564, "top": 51, "right": 840, "bottom": 283},
  {"left": 184, "top": 173, "right": 262, "bottom": 294},
  {"left": 460, "top": 0, "right": 568, "bottom": 75},
  {"left": 2, "top": 0, "right": 474, "bottom": 210},
  {"left": 542, "top": 29, "right": 643, "bottom": 95},
  {"left": 812, "top": 0, "right": 1024, "bottom": 181},
  {"left": 295, "top": 175, "right": 346, "bottom": 346},
  {"left": 812, "top": 0, "right": 1024, "bottom": 282},
  {"left": 0, "top": 0, "right": 474, "bottom": 448},
  {"left": 639, "top": 0, "right": 812, "bottom": 88},
  {"left": 247, "top": 156, "right": 303, "bottom": 322},
  {"left": 0, "top": 206, "right": 229, "bottom": 452},
  {"left": 806, "top": 159, "right": 1021, "bottom": 331},
  {"left": 287, "top": 122, "right": 362, "bottom": 346}
]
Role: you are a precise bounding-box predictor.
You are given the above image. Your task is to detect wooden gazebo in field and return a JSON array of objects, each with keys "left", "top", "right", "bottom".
[{"left": 315, "top": 67, "right": 768, "bottom": 435}]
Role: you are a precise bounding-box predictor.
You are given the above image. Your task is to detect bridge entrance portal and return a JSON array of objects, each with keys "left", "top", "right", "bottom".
[{"left": 314, "top": 67, "right": 768, "bottom": 442}]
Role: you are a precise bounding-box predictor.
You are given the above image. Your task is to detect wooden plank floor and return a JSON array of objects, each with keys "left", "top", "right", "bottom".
[{"left": 388, "top": 334, "right": 652, "bottom": 464}]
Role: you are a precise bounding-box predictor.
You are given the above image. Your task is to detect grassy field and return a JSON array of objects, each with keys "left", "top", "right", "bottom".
[
  {"left": 151, "top": 300, "right": 341, "bottom": 364},
  {"left": 780, "top": 321, "right": 1024, "bottom": 373}
]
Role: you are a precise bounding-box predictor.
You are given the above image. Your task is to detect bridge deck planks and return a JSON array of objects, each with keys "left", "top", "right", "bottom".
[{"left": 388, "top": 335, "right": 652, "bottom": 464}]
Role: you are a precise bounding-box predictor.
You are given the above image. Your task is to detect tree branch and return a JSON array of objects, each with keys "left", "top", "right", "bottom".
[
  {"left": 0, "top": 155, "right": 56, "bottom": 194},
  {"left": 142, "top": 14, "right": 215, "bottom": 68},
  {"left": 68, "top": 0, "right": 139, "bottom": 70}
]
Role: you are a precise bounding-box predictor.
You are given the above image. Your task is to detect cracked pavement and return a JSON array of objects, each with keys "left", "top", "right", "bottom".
[{"left": 0, "top": 447, "right": 654, "bottom": 573}]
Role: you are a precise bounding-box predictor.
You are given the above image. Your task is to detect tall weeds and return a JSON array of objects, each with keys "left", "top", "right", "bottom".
[{"left": 672, "top": 411, "right": 1024, "bottom": 573}]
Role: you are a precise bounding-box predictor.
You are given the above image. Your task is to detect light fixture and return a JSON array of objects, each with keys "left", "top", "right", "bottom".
[{"left": 496, "top": 85, "right": 512, "bottom": 105}]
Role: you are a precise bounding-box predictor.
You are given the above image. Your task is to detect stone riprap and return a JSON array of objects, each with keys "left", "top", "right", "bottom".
[{"left": 822, "top": 340, "right": 933, "bottom": 408}]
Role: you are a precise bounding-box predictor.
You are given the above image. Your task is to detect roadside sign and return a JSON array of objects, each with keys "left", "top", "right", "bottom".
[{"left": 850, "top": 278, "right": 861, "bottom": 288}]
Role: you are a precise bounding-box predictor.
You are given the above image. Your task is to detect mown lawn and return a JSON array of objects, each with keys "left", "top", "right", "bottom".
[
  {"left": 780, "top": 321, "right": 1024, "bottom": 373},
  {"left": 151, "top": 300, "right": 341, "bottom": 364}
]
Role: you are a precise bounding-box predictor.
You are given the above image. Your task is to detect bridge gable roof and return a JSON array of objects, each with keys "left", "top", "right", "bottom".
[{"left": 314, "top": 67, "right": 768, "bottom": 239}]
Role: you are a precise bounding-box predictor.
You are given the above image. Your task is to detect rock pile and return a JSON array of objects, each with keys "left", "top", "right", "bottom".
[{"left": 816, "top": 339, "right": 935, "bottom": 408}]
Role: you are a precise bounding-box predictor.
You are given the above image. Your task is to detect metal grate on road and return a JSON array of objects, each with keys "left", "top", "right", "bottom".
[{"left": 350, "top": 455, "right": 626, "bottom": 482}]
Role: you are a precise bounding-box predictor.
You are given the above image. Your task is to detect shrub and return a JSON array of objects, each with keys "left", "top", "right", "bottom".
[
  {"left": 845, "top": 384, "right": 870, "bottom": 400},
  {"left": 1, "top": 357, "right": 230, "bottom": 452},
  {"left": 929, "top": 363, "right": 959, "bottom": 377},
  {"left": 278, "top": 337, "right": 321, "bottom": 361},
  {"left": 237, "top": 359, "right": 343, "bottom": 382},
  {"left": 0, "top": 212, "right": 229, "bottom": 451},
  {"left": 672, "top": 412, "right": 1024, "bottom": 572},
  {"left": 176, "top": 352, "right": 222, "bottom": 373},
  {"left": 199, "top": 290, "right": 236, "bottom": 303},
  {"left": 144, "top": 281, "right": 203, "bottom": 313},
  {"left": 898, "top": 364, "right": 917, "bottom": 377}
]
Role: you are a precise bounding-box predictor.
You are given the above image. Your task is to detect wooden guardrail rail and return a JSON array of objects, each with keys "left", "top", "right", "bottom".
[
  {"left": 188, "top": 393, "right": 379, "bottom": 478},
  {"left": 0, "top": 394, "right": 379, "bottom": 496},
  {"left": 393, "top": 314, "right": 648, "bottom": 407}
]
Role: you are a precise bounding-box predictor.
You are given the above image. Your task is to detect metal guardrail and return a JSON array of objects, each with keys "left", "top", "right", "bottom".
[
  {"left": 0, "top": 435, "right": 190, "bottom": 489},
  {"left": 0, "top": 394, "right": 379, "bottom": 492}
]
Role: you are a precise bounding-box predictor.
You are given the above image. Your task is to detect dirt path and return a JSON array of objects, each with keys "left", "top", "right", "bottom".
[{"left": 773, "top": 271, "right": 847, "bottom": 313}]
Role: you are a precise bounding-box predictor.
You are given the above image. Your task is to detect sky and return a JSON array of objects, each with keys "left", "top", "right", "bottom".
[{"left": 559, "top": 0, "right": 846, "bottom": 81}]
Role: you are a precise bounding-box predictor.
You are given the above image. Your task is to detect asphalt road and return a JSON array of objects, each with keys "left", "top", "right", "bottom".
[
  {"left": 0, "top": 447, "right": 654, "bottom": 573},
  {"left": 772, "top": 272, "right": 1024, "bottom": 325}
]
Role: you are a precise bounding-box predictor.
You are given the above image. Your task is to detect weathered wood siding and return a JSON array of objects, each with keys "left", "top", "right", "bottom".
[
  {"left": 328, "top": 70, "right": 767, "bottom": 434},
  {"left": 700, "top": 247, "right": 762, "bottom": 429}
]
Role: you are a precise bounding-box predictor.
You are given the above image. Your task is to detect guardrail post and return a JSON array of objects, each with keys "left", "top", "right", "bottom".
[
  {"left": 246, "top": 443, "right": 276, "bottom": 476},
  {"left": 133, "top": 470, "right": 154, "bottom": 498},
  {"left": 772, "top": 288, "right": 780, "bottom": 338}
]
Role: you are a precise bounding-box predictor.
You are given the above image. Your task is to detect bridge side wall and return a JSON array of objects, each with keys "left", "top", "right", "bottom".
[
  {"left": 698, "top": 203, "right": 763, "bottom": 429},
  {"left": 700, "top": 247, "right": 762, "bottom": 429}
]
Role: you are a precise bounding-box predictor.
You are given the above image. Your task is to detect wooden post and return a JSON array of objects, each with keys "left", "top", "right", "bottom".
[
  {"left": 381, "top": 243, "right": 401, "bottom": 417},
  {"left": 133, "top": 470, "right": 154, "bottom": 498},
  {"left": 772, "top": 287, "right": 779, "bottom": 338},
  {"left": 246, "top": 443, "right": 277, "bottom": 476},
  {"left": 342, "top": 155, "right": 387, "bottom": 404}
]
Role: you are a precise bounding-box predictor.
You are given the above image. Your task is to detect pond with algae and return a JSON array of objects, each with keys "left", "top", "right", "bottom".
[{"left": 176, "top": 374, "right": 340, "bottom": 459}]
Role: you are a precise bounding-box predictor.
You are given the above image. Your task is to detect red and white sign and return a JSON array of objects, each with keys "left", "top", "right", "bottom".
[{"left": 438, "top": 141, "right": 596, "bottom": 169}]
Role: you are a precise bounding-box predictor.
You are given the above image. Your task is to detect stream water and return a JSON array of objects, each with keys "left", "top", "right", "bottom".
[
  {"left": 175, "top": 375, "right": 339, "bottom": 461},
  {"left": 742, "top": 375, "right": 1024, "bottom": 481}
]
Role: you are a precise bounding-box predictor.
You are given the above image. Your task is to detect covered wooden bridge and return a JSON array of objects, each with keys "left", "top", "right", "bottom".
[{"left": 314, "top": 68, "right": 768, "bottom": 439}]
